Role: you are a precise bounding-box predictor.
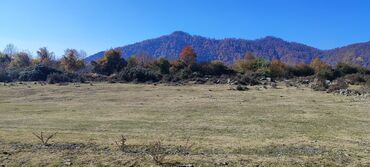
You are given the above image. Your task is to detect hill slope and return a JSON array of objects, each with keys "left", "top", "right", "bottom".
[{"left": 86, "top": 31, "right": 370, "bottom": 68}]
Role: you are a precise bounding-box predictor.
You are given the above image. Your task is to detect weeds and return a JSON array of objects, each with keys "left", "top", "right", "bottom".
[
  {"left": 32, "top": 132, "right": 57, "bottom": 146},
  {"left": 176, "top": 137, "right": 194, "bottom": 154},
  {"left": 148, "top": 140, "right": 166, "bottom": 165},
  {"left": 115, "top": 135, "right": 127, "bottom": 152}
]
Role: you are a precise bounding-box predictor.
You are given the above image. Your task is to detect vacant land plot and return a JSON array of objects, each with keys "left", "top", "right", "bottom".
[{"left": 0, "top": 83, "right": 369, "bottom": 166}]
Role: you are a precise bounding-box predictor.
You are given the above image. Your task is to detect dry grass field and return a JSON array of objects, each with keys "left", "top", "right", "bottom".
[{"left": 0, "top": 83, "right": 369, "bottom": 166}]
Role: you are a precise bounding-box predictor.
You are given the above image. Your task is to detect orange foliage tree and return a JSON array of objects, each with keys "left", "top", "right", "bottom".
[
  {"left": 60, "top": 49, "right": 85, "bottom": 72},
  {"left": 179, "top": 46, "right": 197, "bottom": 66}
]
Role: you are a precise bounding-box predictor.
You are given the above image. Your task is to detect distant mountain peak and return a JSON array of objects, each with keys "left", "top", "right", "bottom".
[
  {"left": 170, "top": 31, "right": 191, "bottom": 36},
  {"left": 259, "top": 36, "right": 285, "bottom": 42}
]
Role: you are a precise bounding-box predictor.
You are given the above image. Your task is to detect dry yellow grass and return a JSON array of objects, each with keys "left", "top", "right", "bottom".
[{"left": 0, "top": 82, "right": 369, "bottom": 166}]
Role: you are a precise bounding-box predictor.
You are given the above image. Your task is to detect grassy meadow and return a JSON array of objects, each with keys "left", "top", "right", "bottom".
[{"left": 0, "top": 82, "right": 369, "bottom": 166}]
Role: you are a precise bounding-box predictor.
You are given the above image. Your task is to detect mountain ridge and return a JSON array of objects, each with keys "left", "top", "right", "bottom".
[{"left": 86, "top": 31, "right": 370, "bottom": 68}]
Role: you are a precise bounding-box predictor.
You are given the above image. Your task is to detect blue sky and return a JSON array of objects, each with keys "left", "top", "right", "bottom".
[{"left": 1, "top": 0, "right": 370, "bottom": 57}]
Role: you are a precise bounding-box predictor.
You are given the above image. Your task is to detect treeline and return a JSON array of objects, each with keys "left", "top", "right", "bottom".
[{"left": 1, "top": 44, "right": 369, "bottom": 84}]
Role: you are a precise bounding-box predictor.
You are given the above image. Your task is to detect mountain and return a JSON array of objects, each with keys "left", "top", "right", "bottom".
[{"left": 86, "top": 31, "right": 370, "bottom": 68}]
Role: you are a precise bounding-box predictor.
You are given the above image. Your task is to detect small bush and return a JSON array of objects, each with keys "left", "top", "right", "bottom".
[
  {"left": 344, "top": 74, "right": 366, "bottom": 85},
  {"left": 178, "top": 68, "right": 193, "bottom": 80},
  {"left": 148, "top": 140, "right": 166, "bottom": 165},
  {"left": 115, "top": 135, "right": 127, "bottom": 152},
  {"left": 151, "top": 57, "right": 170, "bottom": 74},
  {"left": 19, "top": 65, "right": 62, "bottom": 81},
  {"left": 237, "top": 72, "right": 261, "bottom": 85},
  {"left": 316, "top": 68, "right": 335, "bottom": 80},
  {"left": 291, "top": 64, "right": 315, "bottom": 77},
  {"left": 0, "top": 70, "right": 11, "bottom": 82},
  {"left": 118, "top": 66, "right": 159, "bottom": 82},
  {"left": 233, "top": 57, "right": 269, "bottom": 73},
  {"left": 199, "top": 61, "right": 231, "bottom": 76},
  {"left": 335, "top": 62, "right": 358, "bottom": 76},
  {"left": 46, "top": 73, "right": 71, "bottom": 84}
]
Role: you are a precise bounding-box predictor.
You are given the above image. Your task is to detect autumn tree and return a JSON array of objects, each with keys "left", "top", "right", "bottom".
[
  {"left": 35, "top": 47, "right": 55, "bottom": 66},
  {"left": 60, "top": 49, "right": 85, "bottom": 72},
  {"left": 91, "top": 48, "right": 127, "bottom": 75},
  {"left": 233, "top": 52, "right": 269, "bottom": 73},
  {"left": 269, "top": 59, "right": 289, "bottom": 78},
  {"left": 310, "top": 58, "right": 330, "bottom": 72},
  {"left": 179, "top": 46, "right": 197, "bottom": 66},
  {"left": 310, "top": 58, "right": 334, "bottom": 80},
  {"left": 10, "top": 52, "right": 32, "bottom": 69}
]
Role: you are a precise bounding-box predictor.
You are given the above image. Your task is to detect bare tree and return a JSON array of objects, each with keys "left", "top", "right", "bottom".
[
  {"left": 79, "top": 50, "right": 88, "bottom": 59},
  {"left": 3, "top": 44, "right": 18, "bottom": 56}
]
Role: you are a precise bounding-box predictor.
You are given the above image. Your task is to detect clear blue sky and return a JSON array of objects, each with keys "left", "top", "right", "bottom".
[{"left": 1, "top": 0, "right": 370, "bottom": 57}]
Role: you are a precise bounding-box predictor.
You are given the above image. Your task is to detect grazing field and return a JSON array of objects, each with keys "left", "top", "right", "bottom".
[{"left": 0, "top": 83, "right": 369, "bottom": 166}]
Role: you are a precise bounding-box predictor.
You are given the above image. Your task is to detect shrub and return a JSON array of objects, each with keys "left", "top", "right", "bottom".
[
  {"left": 291, "top": 64, "right": 315, "bottom": 77},
  {"left": 19, "top": 65, "right": 62, "bottom": 81},
  {"left": 118, "top": 66, "right": 159, "bottom": 82},
  {"left": 170, "top": 60, "right": 186, "bottom": 73},
  {"left": 0, "top": 53, "right": 11, "bottom": 69},
  {"left": 148, "top": 140, "right": 166, "bottom": 165},
  {"left": 178, "top": 68, "right": 193, "bottom": 80},
  {"left": 358, "top": 67, "right": 370, "bottom": 75},
  {"left": 233, "top": 57, "right": 269, "bottom": 73},
  {"left": 46, "top": 73, "right": 72, "bottom": 84},
  {"left": 115, "top": 135, "right": 127, "bottom": 152},
  {"left": 151, "top": 57, "right": 170, "bottom": 74},
  {"left": 237, "top": 72, "right": 261, "bottom": 85},
  {"left": 269, "top": 60, "right": 289, "bottom": 78},
  {"left": 126, "top": 56, "right": 139, "bottom": 67},
  {"left": 335, "top": 62, "right": 358, "bottom": 76},
  {"left": 0, "top": 70, "right": 11, "bottom": 82},
  {"left": 316, "top": 68, "right": 335, "bottom": 80},
  {"left": 310, "top": 58, "right": 334, "bottom": 80},
  {"left": 199, "top": 61, "right": 231, "bottom": 76},
  {"left": 344, "top": 74, "right": 366, "bottom": 85},
  {"left": 6, "top": 69, "right": 21, "bottom": 81}
]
